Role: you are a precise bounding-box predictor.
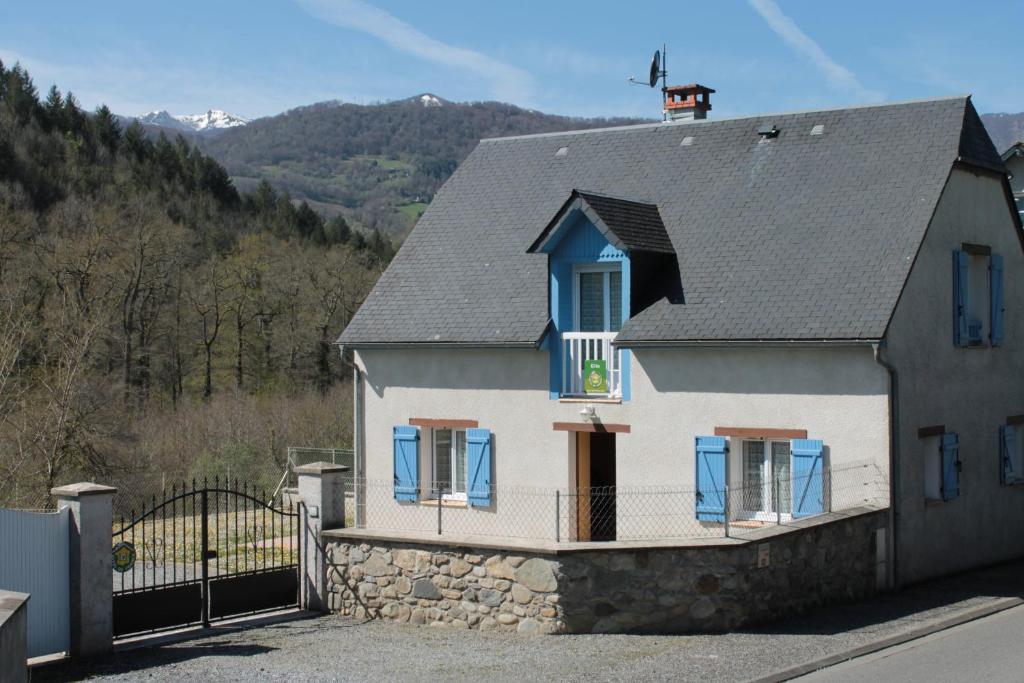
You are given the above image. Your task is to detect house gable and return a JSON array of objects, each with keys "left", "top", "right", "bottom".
[{"left": 883, "top": 166, "right": 1024, "bottom": 582}]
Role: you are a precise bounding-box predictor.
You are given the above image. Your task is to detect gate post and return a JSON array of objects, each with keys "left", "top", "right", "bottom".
[
  {"left": 52, "top": 482, "right": 116, "bottom": 657},
  {"left": 295, "top": 463, "right": 349, "bottom": 613}
]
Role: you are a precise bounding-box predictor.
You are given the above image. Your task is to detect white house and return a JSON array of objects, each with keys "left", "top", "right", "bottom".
[{"left": 338, "top": 91, "right": 1024, "bottom": 587}]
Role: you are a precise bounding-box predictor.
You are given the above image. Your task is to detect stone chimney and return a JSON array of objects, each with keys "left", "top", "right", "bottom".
[{"left": 663, "top": 84, "right": 715, "bottom": 122}]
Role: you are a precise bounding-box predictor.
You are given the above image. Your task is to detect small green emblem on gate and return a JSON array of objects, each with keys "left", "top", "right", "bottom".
[
  {"left": 112, "top": 541, "right": 135, "bottom": 573},
  {"left": 583, "top": 359, "right": 608, "bottom": 394}
]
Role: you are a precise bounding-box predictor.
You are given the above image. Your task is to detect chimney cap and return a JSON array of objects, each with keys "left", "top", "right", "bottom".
[{"left": 663, "top": 83, "right": 716, "bottom": 95}]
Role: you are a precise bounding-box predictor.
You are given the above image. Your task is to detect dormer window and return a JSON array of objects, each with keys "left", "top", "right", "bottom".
[
  {"left": 527, "top": 189, "right": 677, "bottom": 401},
  {"left": 576, "top": 264, "right": 622, "bottom": 332}
]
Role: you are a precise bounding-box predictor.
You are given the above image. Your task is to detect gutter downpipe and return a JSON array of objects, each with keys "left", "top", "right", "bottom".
[
  {"left": 340, "top": 345, "right": 365, "bottom": 528},
  {"left": 873, "top": 341, "right": 900, "bottom": 590}
]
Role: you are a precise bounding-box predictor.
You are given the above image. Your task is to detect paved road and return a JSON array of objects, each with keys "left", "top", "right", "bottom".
[{"left": 799, "top": 604, "right": 1024, "bottom": 682}]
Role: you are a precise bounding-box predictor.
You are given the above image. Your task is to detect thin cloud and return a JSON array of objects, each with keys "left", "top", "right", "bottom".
[
  {"left": 294, "top": 0, "right": 534, "bottom": 103},
  {"left": 748, "top": 0, "right": 881, "bottom": 102},
  {"left": 0, "top": 48, "right": 359, "bottom": 118}
]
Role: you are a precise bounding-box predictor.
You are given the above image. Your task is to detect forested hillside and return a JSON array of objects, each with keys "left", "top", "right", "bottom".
[
  {"left": 191, "top": 99, "right": 1022, "bottom": 238},
  {"left": 201, "top": 95, "right": 648, "bottom": 236},
  {"left": 0, "top": 61, "right": 393, "bottom": 508}
]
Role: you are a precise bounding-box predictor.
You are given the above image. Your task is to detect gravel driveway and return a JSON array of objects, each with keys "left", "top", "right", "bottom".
[{"left": 38, "top": 560, "right": 1024, "bottom": 683}]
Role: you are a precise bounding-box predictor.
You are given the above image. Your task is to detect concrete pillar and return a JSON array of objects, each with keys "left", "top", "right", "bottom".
[
  {"left": 295, "top": 463, "right": 348, "bottom": 612},
  {"left": 0, "top": 591, "right": 29, "bottom": 683},
  {"left": 52, "top": 483, "right": 116, "bottom": 657}
]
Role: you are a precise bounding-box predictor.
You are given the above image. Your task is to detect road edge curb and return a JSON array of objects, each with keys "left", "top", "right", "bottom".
[{"left": 747, "top": 596, "right": 1024, "bottom": 683}]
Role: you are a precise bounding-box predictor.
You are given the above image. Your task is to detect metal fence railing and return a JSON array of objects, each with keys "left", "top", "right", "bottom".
[{"left": 348, "top": 460, "right": 889, "bottom": 545}]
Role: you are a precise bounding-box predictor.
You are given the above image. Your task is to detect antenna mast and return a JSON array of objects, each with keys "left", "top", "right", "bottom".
[{"left": 661, "top": 43, "right": 668, "bottom": 121}]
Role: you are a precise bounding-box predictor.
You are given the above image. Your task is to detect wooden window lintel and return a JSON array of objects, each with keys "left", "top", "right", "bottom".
[
  {"left": 1007, "top": 415, "right": 1024, "bottom": 426},
  {"left": 714, "top": 427, "right": 807, "bottom": 439},
  {"left": 409, "top": 418, "right": 479, "bottom": 429},
  {"left": 552, "top": 422, "right": 631, "bottom": 434},
  {"left": 961, "top": 242, "right": 991, "bottom": 256},
  {"left": 917, "top": 425, "right": 946, "bottom": 438}
]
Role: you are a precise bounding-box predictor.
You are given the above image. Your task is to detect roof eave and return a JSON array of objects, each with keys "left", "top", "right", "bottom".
[{"left": 613, "top": 337, "right": 882, "bottom": 348}]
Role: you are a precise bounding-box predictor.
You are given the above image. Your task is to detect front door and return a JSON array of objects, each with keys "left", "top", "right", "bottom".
[{"left": 575, "top": 432, "right": 616, "bottom": 541}]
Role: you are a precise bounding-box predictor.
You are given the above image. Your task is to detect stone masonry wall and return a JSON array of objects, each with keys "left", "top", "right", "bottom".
[
  {"left": 324, "top": 509, "right": 886, "bottom": 634},
  {"left": 324, "top": 544, "right": 563, "bottom": 634}
]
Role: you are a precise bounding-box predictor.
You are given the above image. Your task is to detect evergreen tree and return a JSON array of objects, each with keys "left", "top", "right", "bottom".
[
  {"left": 62, "top": 92, "right": 86, "bottom": 137},
  {"left": 4, "top": 63, "right": 39, "bottom": 124},
  {"left": 43, "top": 85, "right": 63, "bottom": 131},
  {"left": 324, "top": 215, "right": 351, "bottom": 245},
  {"left": 295, "top": 201, "right": 323, "bottom": 241},
  {"left": 92, "top": 105, "right": 121, "bottom": 154},
  {"left": 250, "top": 180, "right": 277, "bottom": 214},
  {"left": 123, "top": 121, "right": 149, "bottom": 163}
]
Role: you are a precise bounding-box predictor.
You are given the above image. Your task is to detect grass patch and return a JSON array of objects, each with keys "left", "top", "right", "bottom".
[
  {"left": 351, "top": 154, "right": 412, "bottom": 171},
  {"left": 397, "top": 201, "right": 429, "bottom": 221}
]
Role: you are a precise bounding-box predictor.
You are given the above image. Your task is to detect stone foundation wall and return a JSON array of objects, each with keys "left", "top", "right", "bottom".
[
  {"left": 324, "top": 544, "right": 563, "bottom": 634},
  {"left": 324, "top": 509, "right": 886, "bottom": 634}
]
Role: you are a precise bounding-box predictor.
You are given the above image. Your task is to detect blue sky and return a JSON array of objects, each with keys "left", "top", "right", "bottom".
[{"left": 1, "top": 0, "right": 1020, "bottom": 120}]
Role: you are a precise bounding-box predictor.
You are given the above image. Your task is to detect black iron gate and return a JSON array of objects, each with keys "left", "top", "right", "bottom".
[{"left": 112, "top": 479, "right": 303, "bottom": 638}]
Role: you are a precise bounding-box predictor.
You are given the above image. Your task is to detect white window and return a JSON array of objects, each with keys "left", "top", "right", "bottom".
[
  {"left": 574, "top": 264, "right": 622, "bottom": 332},
  {"left": 432, "top": 428, "right": 467, "bottom": 500},
  {"left": 739, "top": 440, "right": 791, "bottom": 519},
  {"left": 923, "top": 435, "right": 942, "bottom": 501}
]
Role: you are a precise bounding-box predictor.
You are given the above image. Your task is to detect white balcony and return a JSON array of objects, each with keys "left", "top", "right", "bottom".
[{"left": 561, "top": 331, "right": 623, "bottom": 399}]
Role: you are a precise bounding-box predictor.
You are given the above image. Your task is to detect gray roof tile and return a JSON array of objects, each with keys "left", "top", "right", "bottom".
[{"left": 339, "top": 96, "right": 1005, "bottom": 345}]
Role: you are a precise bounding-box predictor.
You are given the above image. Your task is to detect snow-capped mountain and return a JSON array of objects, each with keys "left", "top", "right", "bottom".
[
  {"left": 176, "top": 110, "right": 249, "bottom": 131},
  {"left": 135, "top": 109, "right": 249, "bottom": 135},
  {"left": 136, "top": 110, "right": 193, "bottom": 132},
  {"left": 399, "top": 93, "right": 448, "bottom": 108}
]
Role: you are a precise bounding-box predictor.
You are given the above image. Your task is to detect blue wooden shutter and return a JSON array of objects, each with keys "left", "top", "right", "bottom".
[
  {"left": 941, "top": 432, "right": 960, "bottom": 501},
  {"left": 1000, "top": 424, "right": 1016, "bottom": 485},
  {"left": 466, "top": 428, "right": 493, "bottom": 507},
  {"left": 695, "top": 436, "right": 727, "bottom": 522},
  {"left": 953, "top": 250, "right": 969, "bottom": 347},
  {"left": 393, "top": 426, "right": 419, "bottom": 501},
  {"left": 990, "top": 254, "right": 1005, "bottom": 347},
  {"left": 791, "top": 439, "right": 824, "bottom": 517}
]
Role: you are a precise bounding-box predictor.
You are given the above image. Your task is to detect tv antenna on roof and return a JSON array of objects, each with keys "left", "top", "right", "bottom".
[{"left": 628, "top": 44, "right": 669, "bottom": 119}]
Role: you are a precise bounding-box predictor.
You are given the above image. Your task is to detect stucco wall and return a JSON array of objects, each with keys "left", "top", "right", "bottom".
[
  {"left": 354, "top": 343, "right": 889, "bottom": 539},
  {"left": 885, "top": 167, "right": 1024, "bottom": 583}
]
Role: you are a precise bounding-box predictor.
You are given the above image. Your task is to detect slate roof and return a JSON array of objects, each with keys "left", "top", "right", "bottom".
[
  {"left": 339, "top": 96, "right": 1006, "bottom": 346},
  {"left": 528, "top": 190, "right": 675, "bottom": 255}
]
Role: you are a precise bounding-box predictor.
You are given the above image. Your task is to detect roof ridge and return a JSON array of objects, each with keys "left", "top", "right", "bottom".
[{"left": 480, "top": 94, "right": 972, "bottom": 143}]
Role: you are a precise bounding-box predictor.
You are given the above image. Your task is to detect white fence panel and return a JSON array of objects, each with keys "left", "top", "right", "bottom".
[{"left": 0, "top": 507, "right": 70, "bottom": 658}]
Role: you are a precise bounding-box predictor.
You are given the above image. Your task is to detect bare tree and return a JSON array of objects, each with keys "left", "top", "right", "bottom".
[{"left": 188, "top": 256, "right": 230, "bottom": 400}]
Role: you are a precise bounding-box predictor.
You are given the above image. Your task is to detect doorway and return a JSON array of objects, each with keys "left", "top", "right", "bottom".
[{"left": 576, "top": 431, "right": 616, "bottom": 541}]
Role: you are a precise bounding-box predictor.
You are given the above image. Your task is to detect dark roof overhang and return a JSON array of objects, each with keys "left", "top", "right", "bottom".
[{"left": 527, "top": 189, "right": 675, "bottom": 255}]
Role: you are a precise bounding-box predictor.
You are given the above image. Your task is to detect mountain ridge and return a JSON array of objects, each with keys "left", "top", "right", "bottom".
[
  {"left": 124, "top": 95, "right": 1023, "bottom": 238},
  {"left": 132, "top": 109, "right": 250, "bottom": 136}
]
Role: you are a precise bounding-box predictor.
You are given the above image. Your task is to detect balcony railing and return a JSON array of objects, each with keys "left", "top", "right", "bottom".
[{"left": 561, "top": 331, "right": 623, "bottom": 398}]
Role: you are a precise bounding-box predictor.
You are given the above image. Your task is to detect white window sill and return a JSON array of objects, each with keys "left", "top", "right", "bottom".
[
  {"left": 558, "top": 397, "right": 622, "bottom": 404},
  {"left": 419, "top": 498, "right": 468, "bottom": 508}
]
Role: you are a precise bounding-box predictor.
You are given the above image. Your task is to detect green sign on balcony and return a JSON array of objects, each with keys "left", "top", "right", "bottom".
[{"left": 584, "top": 359, "right": 608, "bottom": 394}]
